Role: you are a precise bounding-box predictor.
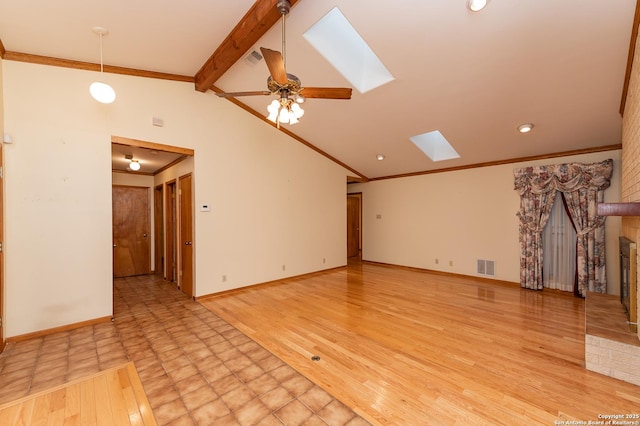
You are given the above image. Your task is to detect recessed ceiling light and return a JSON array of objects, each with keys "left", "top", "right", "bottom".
[
  {"left": 518, "top": 123, "right": 534, "bottom": 133},
  {"left": 467, "top": 0, "right": 489, "bottom": 12},
  {"left": 376, "top": 154, "right": 385, "bottom": 161}
]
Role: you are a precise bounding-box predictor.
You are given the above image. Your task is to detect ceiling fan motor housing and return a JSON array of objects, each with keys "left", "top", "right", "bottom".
[
  {"left": 276, "top": 0, "right": 291, "bottom": 16},
  {"left": 267, "top": 73, "right": 301, "bottom": 94}
]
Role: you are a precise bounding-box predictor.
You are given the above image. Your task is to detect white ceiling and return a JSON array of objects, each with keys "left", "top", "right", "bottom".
[{"left": 0, "top": 0, "right": 635, "bottom": 179}]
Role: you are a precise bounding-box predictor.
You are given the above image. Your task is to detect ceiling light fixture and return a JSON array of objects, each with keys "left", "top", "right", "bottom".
[
  {"left": 467, "top": 0, "right": 489, "bottom": 12},
  {"left": 267, "top": 95, "right": 304, "bottom": 125},
  {"left": 265, "top": 0, "right": 304, "bottom": 127},
  {"left": 518, "top": 123, "right": 534, "bottom": 133},
  {"left": 89, "top": 27, "right": 116, "bottom": 104},
  {"left": 124, "top": 154, "right": 140, "bottom": 171},
  {"left": 129, "top": 160, "right": 141, "bottom": 171},
  {"left": 376, "top": 154, "right": 385, "bottom": 161}
]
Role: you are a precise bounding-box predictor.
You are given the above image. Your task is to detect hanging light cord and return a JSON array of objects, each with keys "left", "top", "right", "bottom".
[{"left": 99, "top": 33, "right": 105, "bottom": 73}]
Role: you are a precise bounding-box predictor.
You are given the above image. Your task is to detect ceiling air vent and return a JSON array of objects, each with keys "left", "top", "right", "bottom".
[{"left": 244, "top": 50, "right": 263, "bottom": 65}]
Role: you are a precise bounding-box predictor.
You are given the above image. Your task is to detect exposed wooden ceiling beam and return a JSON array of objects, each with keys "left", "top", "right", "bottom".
[
  {"left": 194, "top": 0, "right": 299, "bottom": 92},
  {"left": 620, "top": 0, "right": 640, "bottom": 115}
]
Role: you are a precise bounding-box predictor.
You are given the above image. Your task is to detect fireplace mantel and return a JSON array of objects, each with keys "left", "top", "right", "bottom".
[{"left": 597, "top": 202, "right": 640, "bottom": 216}]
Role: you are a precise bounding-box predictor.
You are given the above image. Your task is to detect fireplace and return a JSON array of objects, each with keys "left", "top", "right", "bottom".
[{"left": 619, "top": 236, "right": 637, "bottom": 333}]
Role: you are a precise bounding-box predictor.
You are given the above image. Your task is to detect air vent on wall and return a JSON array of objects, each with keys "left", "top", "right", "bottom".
[{"left": 477, "top": 259, "right": 496, "bottom": 277}]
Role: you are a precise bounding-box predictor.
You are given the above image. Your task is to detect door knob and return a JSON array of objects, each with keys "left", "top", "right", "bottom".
[
  {"left": 113, "top": 244, "right": 117, "bottom": 247},
  {"left": 143, "top": 233, "right": 148, "bottom": 238}
]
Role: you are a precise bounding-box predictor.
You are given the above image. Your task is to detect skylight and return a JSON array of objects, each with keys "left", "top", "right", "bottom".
[
  {"left": 410, "top": 131, "right": 460, "bottom": 162},
  {"left": 303, "top": 7, "right": 394, "bottom": 94}
]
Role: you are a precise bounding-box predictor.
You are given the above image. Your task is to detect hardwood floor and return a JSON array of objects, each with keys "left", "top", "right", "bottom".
[
  {"left": 0, "top": 362, "right": 155, "bottom": 425},
  {"left": 201, "top": 261, "right": 640, "bottom": 425}
]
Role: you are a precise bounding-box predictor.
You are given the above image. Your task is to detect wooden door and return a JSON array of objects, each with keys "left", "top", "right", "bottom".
[
  {"left": 179, "top": 174, "right": 194, "bottom": 297},
  {"left": 347, "top": 194, "right": 361, "bottom": 258},
  {"left": 154, "top": 185, "right": 164, "bottom": 276},
  {"left": 165, "top": 180, "right": 177, "bottom": 282},
  {"left": 0, "top": 144, "right": 4, "bottom": 351},
  {"left": 112, "top": 186, "right": 150, "bottom": 278}
]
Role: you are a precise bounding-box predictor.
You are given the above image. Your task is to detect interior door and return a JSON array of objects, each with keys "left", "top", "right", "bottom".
[
  {"left": 112, "top": 185, "right": 151, "bottom": 278},
  {"left": 179, "top": 174, "right": 194, "bottom": 297},
  {"left": 154, "top": 185, "right": 164, "bottom": 276},
  {"left": 347, "top": 193, "right": 361, "bottom": 258},
  {"left": 165, "top": 180, "right": 176, "bottom": 282}
]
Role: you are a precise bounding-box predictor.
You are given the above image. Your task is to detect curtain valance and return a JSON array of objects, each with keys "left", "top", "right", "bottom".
[{"left": 514, "top": 159, "right": 613, "bottom": 196}]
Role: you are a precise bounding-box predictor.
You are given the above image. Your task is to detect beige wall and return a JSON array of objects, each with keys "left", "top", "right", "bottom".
[
  {"left": 349, "top": 150, "right": 622, "bottom": 290},
  {"left": 1, "top": 60, "right": 348, "bottom": 337}
]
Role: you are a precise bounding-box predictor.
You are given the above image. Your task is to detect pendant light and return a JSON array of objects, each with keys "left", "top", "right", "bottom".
[
  {"left": 467, "top": 0, "right": 489, "bottom": 12},
  {"left": 89, "top": 27, "right": 116, "bottom": 104}
]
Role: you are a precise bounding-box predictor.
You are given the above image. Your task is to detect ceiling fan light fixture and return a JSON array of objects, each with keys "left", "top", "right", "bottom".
[
  {"left": 267, "top": 97, "right": 304, "bottom": 127},
  {"left": 90, "top": 27, "right": 116, "bottom": 104},
  {"left": 467, "top": 0, "right": 489, "bottom": 12}
]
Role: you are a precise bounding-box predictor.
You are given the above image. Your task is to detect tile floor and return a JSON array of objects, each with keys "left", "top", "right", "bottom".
[{"left": 0, "top": 274, "right": 371, "bottom": 425}]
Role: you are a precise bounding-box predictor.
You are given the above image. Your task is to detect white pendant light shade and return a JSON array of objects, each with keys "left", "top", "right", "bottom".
[
  {"left": 90, "top": 81, "right": 116, "bottom": 104},
  {"left": 90, "top": 27, "right": 116, "bottom": 104},
  {"left": 467, "top": 0, "right": 489, "bottom": 12},
  {"left": 129, "top": 160, "right": 141, "bottom": 171}
]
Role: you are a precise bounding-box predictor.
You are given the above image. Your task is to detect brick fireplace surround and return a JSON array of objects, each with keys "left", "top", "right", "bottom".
[{"left": 591, "top": 9, "right": 640, "bottom": 387}]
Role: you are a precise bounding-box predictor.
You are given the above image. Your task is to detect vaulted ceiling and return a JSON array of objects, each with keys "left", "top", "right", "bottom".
[{"left": 0, "top": 0, "right": 636, "bottom": 180}]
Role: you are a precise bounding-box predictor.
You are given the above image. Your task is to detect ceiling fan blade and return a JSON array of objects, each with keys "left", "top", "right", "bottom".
[
  {"left": 300, "top": 87, "right": 352, "bottom": 99},
  {"left": 215, "top": 91, "right": 271, "bottom": 98},
  {"left": 260, "top": 47, "right": 288, "bottom": 85}
]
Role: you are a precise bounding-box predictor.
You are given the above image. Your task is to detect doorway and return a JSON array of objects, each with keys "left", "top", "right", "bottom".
[
  {"left": 347, "top": 193, "right": 362, "bottom": 258},
  {"left": 110, "top": 136, "right": 195, "bottom": 306},
  {"left": 112, "top": 185, "right": 151, "bottom": 277}
]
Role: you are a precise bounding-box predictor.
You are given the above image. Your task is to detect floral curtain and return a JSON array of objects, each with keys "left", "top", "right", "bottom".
[
  {"left": 514, "top": 179, "right": 557, "bottom": 291},
  {"left": 514, "top": 159, "right": 612, "bottom": 296}
]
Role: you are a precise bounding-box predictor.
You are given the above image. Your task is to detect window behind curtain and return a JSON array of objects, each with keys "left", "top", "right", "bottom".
[{"left": 543, "top": 192, "right": 576, "bottom": 292}]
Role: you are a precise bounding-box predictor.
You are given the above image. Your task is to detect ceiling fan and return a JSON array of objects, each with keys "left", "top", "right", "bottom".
[{"left": 215, "top": 0, "right": 352, "bottom": 127}]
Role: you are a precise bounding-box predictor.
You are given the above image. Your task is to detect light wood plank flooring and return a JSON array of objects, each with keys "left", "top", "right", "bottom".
[
  {"left": 201, "top": 261, "right": 640, "bottom": 425},
  {"left": 0, "top": 362, "right": 155, "bottom": 425}
]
